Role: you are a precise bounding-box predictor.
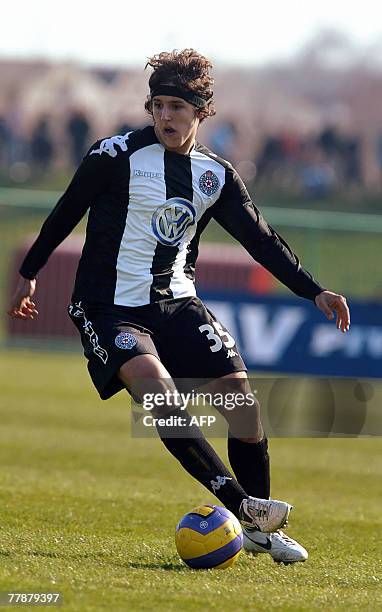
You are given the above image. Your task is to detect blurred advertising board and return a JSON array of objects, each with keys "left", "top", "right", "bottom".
[{"left": 201, "top": 290, "right": 382, "bottom": 378}]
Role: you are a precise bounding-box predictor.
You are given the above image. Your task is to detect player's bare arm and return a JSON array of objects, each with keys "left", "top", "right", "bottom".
[{"left": 7, "top": 276, "right": 38, "bottom": 320}]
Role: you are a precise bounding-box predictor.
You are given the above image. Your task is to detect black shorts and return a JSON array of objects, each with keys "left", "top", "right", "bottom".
[{"left": 68, "top": 296, "right": 246, "bottom": 400}]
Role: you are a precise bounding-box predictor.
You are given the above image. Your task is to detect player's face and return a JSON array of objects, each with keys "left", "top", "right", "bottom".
[{"left": 152, "top": 96, "right": 201, "bottom": 155}]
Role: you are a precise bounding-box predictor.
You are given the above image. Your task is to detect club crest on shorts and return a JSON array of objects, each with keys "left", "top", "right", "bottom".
[
  {"left": 115, "top": 332, "right": 138, "bottom": 350},
  {"left": 199, "top": 170, "right": 220, "bottom": 196}
]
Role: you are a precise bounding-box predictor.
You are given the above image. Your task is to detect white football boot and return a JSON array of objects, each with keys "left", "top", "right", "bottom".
[
  {"left": 243, "top": 527, "right": 308, "bottom": 564},
  {"left": 239, "top": 496, "right": 292, "bottom": 533}
]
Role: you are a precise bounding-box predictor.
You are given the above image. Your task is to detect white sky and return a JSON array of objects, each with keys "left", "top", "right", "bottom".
[{"left": 1, "top": 0, "right": 382, "bottom": 67}]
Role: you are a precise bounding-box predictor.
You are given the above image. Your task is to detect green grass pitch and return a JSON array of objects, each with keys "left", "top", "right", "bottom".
[{"left": 0, "top": 351, "right": 381, "bottom": 611}]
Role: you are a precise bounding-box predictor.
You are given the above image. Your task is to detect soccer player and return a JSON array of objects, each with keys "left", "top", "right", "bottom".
[{"left": 8, "top": 49, "right": 350, "bottom": 564}]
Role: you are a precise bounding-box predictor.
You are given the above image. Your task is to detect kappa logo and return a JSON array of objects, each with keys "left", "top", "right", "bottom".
[
  {"left": 115, "top": 332, "right": 138, "bottom": 350},
  {"left": 133, "top": 169, "right": 164, "bottom": 179},
  {"left": 68, "top": 302, "right": 108, "bottom": 364},
  {"left": 152, "top": 197, "right": 196, "bottom": 247},
  {"left": 210, "top": 475, "right": 232, "bottom": 493},
  {"left": 90, "top": 132, "right": 131, "bottom": 158},
  {"left": 199, "top": 170, "right": 220, "bottom": 196},
  {"left": 227, "top": 349, "right": 238, "bottom": 358},
  {"left": 68, "top": 303, "right": 84, "bottom": 318}
]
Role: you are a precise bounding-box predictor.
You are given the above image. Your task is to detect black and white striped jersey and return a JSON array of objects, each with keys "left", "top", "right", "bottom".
[{"left": 20, "top": 126, "right": 324, "bottom": 306}]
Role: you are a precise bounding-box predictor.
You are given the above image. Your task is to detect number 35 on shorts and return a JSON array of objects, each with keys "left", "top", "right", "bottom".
[{"left": 198, "top": 322, "right": 236, "bottom": 353}]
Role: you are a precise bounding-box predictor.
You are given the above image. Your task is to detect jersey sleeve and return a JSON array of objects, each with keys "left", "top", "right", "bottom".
[
  {"left": 19, "top": 143, "right": 114, "bottom": 279},
  {"left": 211, "top": 166, "right": 325, "bottom": 301}
]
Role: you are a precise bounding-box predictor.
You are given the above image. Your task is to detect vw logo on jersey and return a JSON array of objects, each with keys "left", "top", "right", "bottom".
[
  {"left": 115, "top": 332, "right": 138, "bottom": 350},
  {"left": 199, "top": 170, "right": 220, "bottom": 196},
  {"left": 151, "top": 197, "right": 196, "bottom": 247}
]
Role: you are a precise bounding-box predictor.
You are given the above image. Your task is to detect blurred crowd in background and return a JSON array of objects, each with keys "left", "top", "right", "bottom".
[
  {"left": 1, "top": 32, "right": 382, "bottom": 203},
  {"left": 0, "top": 107, "right": 367, "bottom": 200},
  {"left": 0, "top": 107, "right": 369, "bottom": 201}
]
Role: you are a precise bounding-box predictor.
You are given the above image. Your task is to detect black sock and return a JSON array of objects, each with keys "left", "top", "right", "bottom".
[
  {"left": 228, "top": 434, "right": 270, "bottom": 499},
  {"left": 155, "top": 409, "right": 247, "bottom": 517}
]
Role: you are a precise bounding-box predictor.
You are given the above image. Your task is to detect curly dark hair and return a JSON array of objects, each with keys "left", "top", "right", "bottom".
[{"left": 144, "top": 49, "right": 216, "bottom": 121}]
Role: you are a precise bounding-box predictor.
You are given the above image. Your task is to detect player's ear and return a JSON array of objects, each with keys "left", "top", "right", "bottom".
[
  {"left": 144, "top": 96, "right": 153, "bottom": 115},
  {"left": 195, "top": 109, "right": 204, "bottom": 123}
]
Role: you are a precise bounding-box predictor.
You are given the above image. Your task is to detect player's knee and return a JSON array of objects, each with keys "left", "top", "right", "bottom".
[
  {"left": 143, "top": 379, "right": 181, "bottom": 418},
  {"left": 209, "top": 373, "right": 256, "bottom": 405},
  {"left": 226, "top": 400, "right": 262, "bottom": 440},
  {"left": 210, "top": 374, "right": 263, "bottom": 440},
  {"left": 118, "top": 354, "right": 176, "bottom": 412}
]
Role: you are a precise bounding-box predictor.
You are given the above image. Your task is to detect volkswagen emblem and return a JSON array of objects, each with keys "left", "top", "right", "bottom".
[{"left": 151, "top": 197, "right": 196, "bottom": 247}]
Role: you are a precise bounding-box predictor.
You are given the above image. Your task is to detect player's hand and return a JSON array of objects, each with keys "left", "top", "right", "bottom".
[
  {"left": 314, "top": 290, "right": 350, "bottom": 333},
  {"left": 7, "top": 276, "right": 38, "bottom": 320}
]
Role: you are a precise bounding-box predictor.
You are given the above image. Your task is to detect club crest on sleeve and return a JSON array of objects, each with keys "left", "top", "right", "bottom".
[
  {"left": 115, "top": 332, "right": 138, "bottom": 350},
  {"left": 199, "top": 170, "right": 220, "bottom": 196}
]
